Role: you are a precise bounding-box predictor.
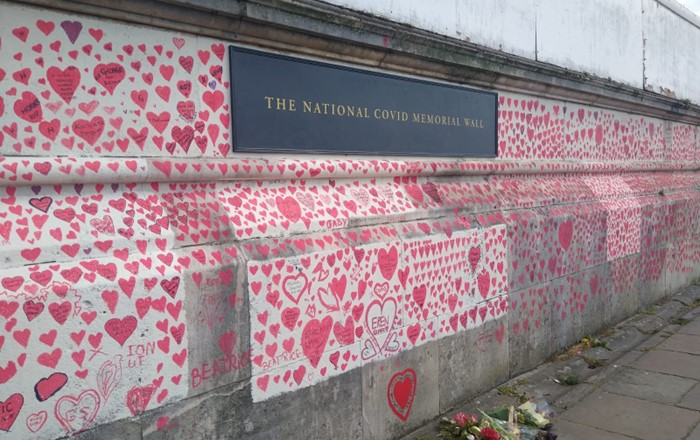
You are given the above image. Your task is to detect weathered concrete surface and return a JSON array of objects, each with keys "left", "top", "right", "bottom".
[
  {"left": 608, "top": 256, "right": 641, "bottom": 325},
  {"left": 560, "top": 392, "right": 699, "bottom": 440},
  {"left": 656, "top": 333, "right": 700, "bottom": 355},
  {"left": 141, "top": 370, "right": 364, "bottom": 440},
  {"left": 362, "top": 341, "right": 439, "bottom": 440},
  {"left": 688, "top": 423, "right": 700, "bottom": 440},
  {"left": 181, "top": 245, "right": 252, "bottom": 397},
  {"left": 681, "top": 384, "right": 700, "bottom": 411},
  {"left": 632, "top": 350, "right": 700, "bottom": 380},
  {"left": 555, "top": 420, "right": 637, "bottom": 439},
  {"left": 681, "top": 318, "right": 700, "bottom": 336},
  {"left": 438, "top": 317, "right": 509, "bottom": 412},
  {"left": 67, "top": 417, "right": 142, "bottom": 440},
  {"left": 508, "top": 283, "right": 554, "bottom": 376},
  {"left": 604, "top": 369, "right": 697, "bottom": 404}
]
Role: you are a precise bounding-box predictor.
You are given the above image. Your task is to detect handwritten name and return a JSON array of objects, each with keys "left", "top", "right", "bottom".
[{"left": 190, "top": 349, "right": 253, "bottom": 389}]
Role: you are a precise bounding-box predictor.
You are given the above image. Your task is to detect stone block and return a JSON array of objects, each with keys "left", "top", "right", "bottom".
[
  {"left": 483, "top": 209, "right": 542, "bottom": 292},
  {"left": 638, "top": 195, "right": 666, "bottom": 250},
  {"left": 438, "top": 316, "right": 509, "bottom": 412},
  {"left": 538, "top": 206, "right": 581, "bottom": 279},
  {"left": 665, "top": 240, "right": 695, "bottom": 296},
  {"left": 508, "top": 283, "right": 554, "bottom": 376},
  {"left": 142, "top": 369, "right": 363, "bottom": 440},
  {"left": 604, "top": 326, "right": 646, "bottom": 352},
  {"left": 609, "top": 255, "right": 641, "bottom": 325},
  {"left": 550, "top": 272, "right": 584, "bottom": 351},
  {"left": 580, "top": 264, "right": 610, "bottom": 336},
  {"left": 244, "top": 233, "right": 403, "bottom": 402},
  {"left": 691, "top": 234, "right": 700, "bottom": 281},
  {"left": 361, "top": 341, "right": 439, "bottom": 440},
  {"left": 602, "top": 198, "right": 642, "bottom": 262},
  {"left": 638, "top": 246, "right": 667, "bottom": 306},
  {"left": 70, "top": 416, "right": 142, "bottom": 440},
  {"left": 180, "top": 244, "right": 252, "bottom": 398},
  {"left": 574, "top": 203, "right": 609, "bottom": 270}
]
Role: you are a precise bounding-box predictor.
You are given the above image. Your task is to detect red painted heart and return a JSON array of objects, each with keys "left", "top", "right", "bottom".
[
  {"left": 34, "top": 372, "right": 68, "bottom": 401},
  {"left": 104, "top": 315, "right": 137, "bottom": 346},
  {"left": 387, "top": 368, "right": 416, "bottom": 421},
  {"left": 0, "top": 393, "right": 23, "bottom": 431}
]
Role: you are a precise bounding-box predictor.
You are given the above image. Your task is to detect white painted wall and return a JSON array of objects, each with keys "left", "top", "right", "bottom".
[
  {"left": 536, "top": 0, "right": 644, "bottom": 87},
  {"left": 323, "top": 0, "right": 700, "bottom": 103},
  {"left": 326, "top": 0, "right": 537, "bottom": 58},
  {"left": 643, "top": 0, "right": 700, "bottom": 101}
]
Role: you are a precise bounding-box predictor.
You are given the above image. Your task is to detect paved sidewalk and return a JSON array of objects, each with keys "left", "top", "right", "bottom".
[{"left": 403, "top": 285, "right": 700, "bottom": 440}]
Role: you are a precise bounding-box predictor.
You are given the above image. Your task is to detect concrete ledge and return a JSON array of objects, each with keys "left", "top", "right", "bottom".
[{"left": 1, "top": 156, "right": 699, "bottom": 187}]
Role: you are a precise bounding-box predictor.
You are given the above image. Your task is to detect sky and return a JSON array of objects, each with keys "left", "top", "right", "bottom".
[{"left": 677, "top": 0, "right": 700, "bottom": 16}]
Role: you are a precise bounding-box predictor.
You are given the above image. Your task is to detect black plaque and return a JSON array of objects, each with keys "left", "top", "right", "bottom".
[{"left": 229, "top": 46, "right": 497, "bottom": 157}]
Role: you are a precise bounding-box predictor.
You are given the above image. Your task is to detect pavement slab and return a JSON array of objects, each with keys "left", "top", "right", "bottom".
[
  {"left": 686, "top": 422, "right": 700, "bottom": 440},
  {"left": 604, "top": 368, "right": 697, "bottom": 404},
  {"left": 632, "top": 350, "right": 700, "bottom": 380},
  {"left": 555, "top": 419, "right": 637, "bottom": 440},
  {"left": 657, "top": 333, "right": 700, "bottom": 355},
  {"left": 680, "top": 318, "right": 700, "bottom": 337},
  {"left": 680, "top": 384, "right": 700, "bottom": 411},
  {"left": 559, "top": 392, "right": 699, "bottom": 440}
]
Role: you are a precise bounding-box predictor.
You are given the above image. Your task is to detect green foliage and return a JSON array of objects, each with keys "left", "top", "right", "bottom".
[
  {"left": 583, "top": 356, "right": 606, "bottom": 369},
  {"left": 556, "top": 373, "right": 580, "bottom": 385}
]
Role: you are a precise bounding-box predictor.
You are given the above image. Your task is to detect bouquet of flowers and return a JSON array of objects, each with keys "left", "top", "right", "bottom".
[
  {"left": 439, "top": 411, "right": 504, "bottom": 440},
  {"left": 437, "top": 403, "right": 557, "bottom": 440}
]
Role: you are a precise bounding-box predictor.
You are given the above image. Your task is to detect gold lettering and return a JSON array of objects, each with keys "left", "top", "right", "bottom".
[
  {"left": 289, "top": 99, "right": 296, "bottom": 112},
  {"left": 462, "top": 118, "right": 484, "bottom": 128},
  {"left": 412, "top": 113, "right": 420, "bottom": 123},
  {"left": 275, "top": 97, "right": 286, "bottom": 111},
  {"left": 303, "top": 101, "right": 312, "bottom": 112},
  {"left": 264, "top": 96, "right": 274, "bottom": 109},
  {"left": 373, "top": 108, "right": 381, "bottom": 119}
]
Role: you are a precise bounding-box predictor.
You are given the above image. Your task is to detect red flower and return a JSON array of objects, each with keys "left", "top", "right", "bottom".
[
  {"left": 452, "top": 412, "right": 469, "bottom": 427},
  {"left": 481, "top": 427, "right": 501, "bottom": 440}
]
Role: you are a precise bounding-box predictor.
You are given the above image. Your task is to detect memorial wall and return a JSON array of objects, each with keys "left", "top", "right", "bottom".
[{"left": 0, "top": 0, "right": 699, "bottom": 438}]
